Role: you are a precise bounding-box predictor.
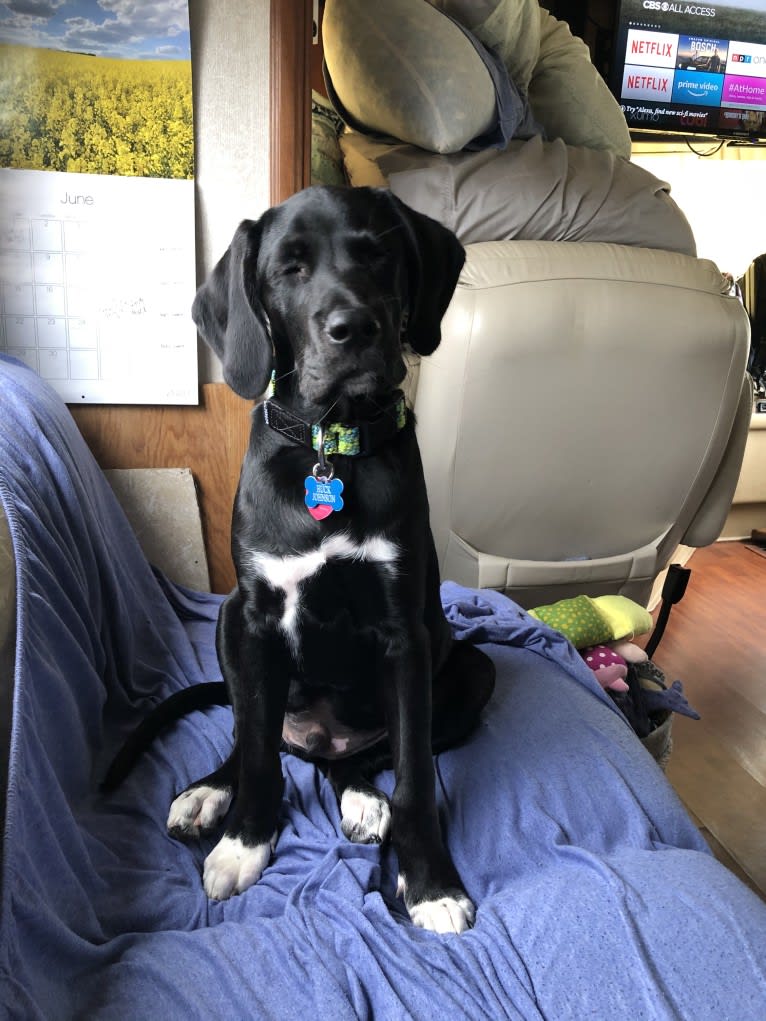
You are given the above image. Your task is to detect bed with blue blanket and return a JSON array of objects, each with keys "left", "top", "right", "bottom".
[{"left": 1, "top": 354, "right": 765, "bottom": 1020}]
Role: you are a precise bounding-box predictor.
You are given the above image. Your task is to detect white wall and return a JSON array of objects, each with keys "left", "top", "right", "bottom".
[
  {"left": 189, "top": 0, "right": 271, "bottom": 382},
  {"left": 631, "top": 144, "right": 766, "bottom": 279}
]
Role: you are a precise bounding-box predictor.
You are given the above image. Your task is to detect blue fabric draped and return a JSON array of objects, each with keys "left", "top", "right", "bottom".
[{"left": 2, "top": 354, "right": 765, "bottom": 1020}]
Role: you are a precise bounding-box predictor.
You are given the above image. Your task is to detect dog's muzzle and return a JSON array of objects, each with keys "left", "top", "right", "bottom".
[{"left": 325, "top": 306, "right": 382, "bottom": 347}]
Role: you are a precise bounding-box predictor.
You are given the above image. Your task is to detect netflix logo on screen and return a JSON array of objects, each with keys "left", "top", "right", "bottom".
[
  {"left": 625, "top": 28, "right": 678, "bottom": 68},
  {"left": 621, "top": 65, "right": 674, "bottom": 102}
]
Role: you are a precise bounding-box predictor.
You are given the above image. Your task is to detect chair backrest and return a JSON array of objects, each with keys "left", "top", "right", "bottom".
[{"left": 415, "top": 240, "right": 751, "bottom": 608}]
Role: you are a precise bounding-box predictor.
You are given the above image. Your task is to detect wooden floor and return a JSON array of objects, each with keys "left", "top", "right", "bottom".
[{"left": 649, "top": 540, "right": 766, "bottom": 900}]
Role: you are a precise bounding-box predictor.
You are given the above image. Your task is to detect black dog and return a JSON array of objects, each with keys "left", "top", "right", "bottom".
[{"left": 105, "top": 186, "right": 494, "bottom": 934}]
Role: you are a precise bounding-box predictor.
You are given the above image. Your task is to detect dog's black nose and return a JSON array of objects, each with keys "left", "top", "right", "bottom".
[{"left": 326, "top": 307, "right": 381, "bottom": 345}]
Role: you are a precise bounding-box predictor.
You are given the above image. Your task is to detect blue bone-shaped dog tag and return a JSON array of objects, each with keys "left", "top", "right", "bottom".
[{"left": 304, "top": 475, "right": 344, "bottom": 518}]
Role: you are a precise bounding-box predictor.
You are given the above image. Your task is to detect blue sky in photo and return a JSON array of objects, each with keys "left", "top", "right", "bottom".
[{"left": 0, "top": 0, "right": 190, "bottom": 59}]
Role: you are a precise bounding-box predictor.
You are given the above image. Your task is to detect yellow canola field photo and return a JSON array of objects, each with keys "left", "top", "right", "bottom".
[{"left": 0, "top": 43, "right": 193, "bottom": 180}]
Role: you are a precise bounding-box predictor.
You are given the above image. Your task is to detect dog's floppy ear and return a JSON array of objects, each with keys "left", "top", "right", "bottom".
[
  {"left": 191, "top": 218, "right": 272, "bottom": 400},
  {"left": 386, "top": 192, "right": 465, "bottom": 357}
]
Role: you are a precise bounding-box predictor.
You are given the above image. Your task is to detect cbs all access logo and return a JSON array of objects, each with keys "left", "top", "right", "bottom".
[{"left": 643, "top": 2, "right": 716, "bottom": 14}]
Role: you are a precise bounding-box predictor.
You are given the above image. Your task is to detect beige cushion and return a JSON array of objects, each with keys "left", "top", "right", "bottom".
[
  {"left": 323, "top": 0, "right": 497, "bottom": 154},
  {"left": 428, "top": 0, "right": 541, "bottom": 91},
  {"left": 340, "top": 132, "right": 696, "bottom": 255}
]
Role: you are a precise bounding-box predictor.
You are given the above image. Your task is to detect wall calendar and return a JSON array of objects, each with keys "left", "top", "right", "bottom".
[{"left": 0, "top": 3, "right": 197, "bottom": 405}]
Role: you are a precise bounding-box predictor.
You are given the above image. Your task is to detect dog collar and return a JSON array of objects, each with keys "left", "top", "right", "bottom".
[{"left": 262, "top": 392, "right": 407, "bottom": 457}]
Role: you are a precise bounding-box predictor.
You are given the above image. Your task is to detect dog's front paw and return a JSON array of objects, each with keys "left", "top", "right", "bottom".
[
  {"left": 408, "top": 893, "right": 475, "bottom": 934},
  {"left": 203, "top": 833, "right": 276, "bottom": 900},
  {"left": 397, "top": 876, "right": 475, "bottom": 934},
  {"left": 167, "top": 784, "right": 232, "bottom": 840},
  {"left": 340, "top": 787, "right": 392, "bottom": 844}
]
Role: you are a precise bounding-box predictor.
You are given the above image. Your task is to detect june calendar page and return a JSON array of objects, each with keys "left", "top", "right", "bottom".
[
  {"left": 0, "top": 5, "right": 197, "bottom": 405},
  {"left": 0, "top": 168, "right": 198, "bottom": 405}
]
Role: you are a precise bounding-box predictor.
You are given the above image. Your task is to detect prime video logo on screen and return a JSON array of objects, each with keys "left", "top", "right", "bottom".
[
  {"left": 672, "top": 71, "right": 724, "bottom": 104},
  {"left": 643, "top": 2, "right": 717, "bottom": 14}
]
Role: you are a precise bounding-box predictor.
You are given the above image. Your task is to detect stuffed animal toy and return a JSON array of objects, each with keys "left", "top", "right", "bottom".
[
  {"left": 529, "top": 594, "right": 653, "bottom": 650},
  {"left": 581, "top": 645, "right": 629, "bottom": 692}
]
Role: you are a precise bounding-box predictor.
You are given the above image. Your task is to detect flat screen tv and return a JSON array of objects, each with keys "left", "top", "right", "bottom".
[{"left": 609, "top": 0, "right": 766, "bottom": 140}]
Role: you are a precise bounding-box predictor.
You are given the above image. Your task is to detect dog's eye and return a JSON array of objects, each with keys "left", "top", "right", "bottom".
[
  {"left": 278, "top": 242, "right": 311, "bottom": 279},
  {"left": 283, "top": 262, "right": 308, "bottom": 279}
]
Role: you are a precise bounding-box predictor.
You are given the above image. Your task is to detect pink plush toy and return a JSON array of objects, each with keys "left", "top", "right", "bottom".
[{"left": 581, "top": 645, "right": 629, "bottom": 692}]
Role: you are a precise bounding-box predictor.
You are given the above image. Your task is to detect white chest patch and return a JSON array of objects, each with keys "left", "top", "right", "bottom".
[{"left": 248, "top": 533, "right": 399, "bottom": 649}]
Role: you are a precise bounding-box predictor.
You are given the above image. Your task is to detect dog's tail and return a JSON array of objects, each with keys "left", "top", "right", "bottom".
[{"left": 100, "top": 681, "right": 230, "bottom": 793}]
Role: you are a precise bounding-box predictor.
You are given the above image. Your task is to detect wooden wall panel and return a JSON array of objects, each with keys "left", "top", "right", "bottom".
[
  {"left": 70, "top": 384, "right": 252, "bottom": 594},
  {"left": 270, "top": 0, "right": 312, "bottom": 204}
]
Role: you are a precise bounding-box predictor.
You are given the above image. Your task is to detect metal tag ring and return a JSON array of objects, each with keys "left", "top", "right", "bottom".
[{"left": 312, "top": 462, "right": 335, "bottom": 482}]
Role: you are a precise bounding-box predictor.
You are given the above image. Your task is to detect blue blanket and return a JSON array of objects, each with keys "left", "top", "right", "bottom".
[{"left": 2, "top": 355, "right": 765, "bottom": 1020}]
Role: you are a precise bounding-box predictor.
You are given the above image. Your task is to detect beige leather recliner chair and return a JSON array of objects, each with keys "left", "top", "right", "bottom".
[{"left": 414, "top": 240, "right": 752, "bottom": 609}]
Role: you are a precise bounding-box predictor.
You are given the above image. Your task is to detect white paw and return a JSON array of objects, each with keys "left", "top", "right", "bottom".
[
  {"left": 408, "top": 894, "right": 476, "bottom": 935},
  {"left": 203, "top": 833, "right": 275, "bottom": 900},
  {"left": 340, "top": 787, "right": 391, "bottom": 844},
  {"left": 167, "top": 784, "right": 232, "bottom": 837}
]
